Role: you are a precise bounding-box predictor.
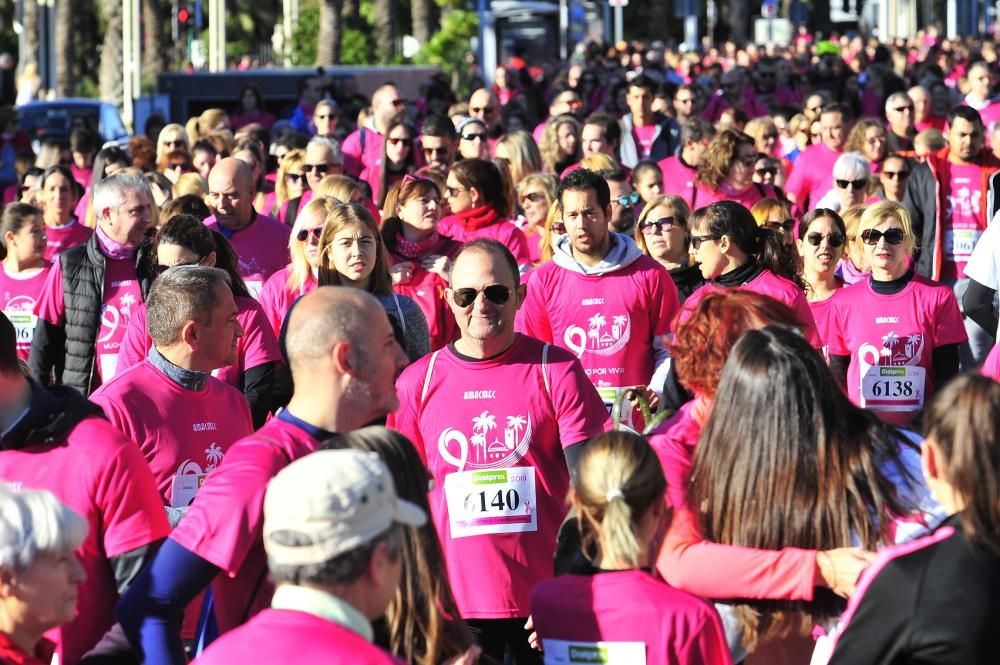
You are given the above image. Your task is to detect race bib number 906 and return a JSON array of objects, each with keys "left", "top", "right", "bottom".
[{"left": 445, "top": 466, "right": 537, "bottom": 538}]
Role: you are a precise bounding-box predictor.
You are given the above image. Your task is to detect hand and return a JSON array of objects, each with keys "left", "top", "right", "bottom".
[
  {"left": 624, "top": 386, "right": 660, "bottom": 412},
  {"left": 817, "top": 547, "right": 876, "bottom": 598},
  {"left": 443, "top": 646, "right": 482, "bottom": 665},
  {"left": 525, "top": 615, "right": 542, "bottom": 652},
  {"left": 421, "top": 254, "right": 451, "bottom": 281},
  {"left": 390, "top": 261, "right": 416, "bottom": 285}
]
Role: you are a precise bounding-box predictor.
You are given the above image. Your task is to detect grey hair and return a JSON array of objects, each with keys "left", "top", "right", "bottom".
[
  {"left": 833, "top": 151, "right": 870, "bottom": 181},
  {"left": 885, "top": 92, "right": 912, "bottom": 113},
  {"left": 92, "top": 172, "right": 152, "bottom": 215},
  {"left": 268, "top": 525, "right": 402, "bottom": 587},
  {"left": 680, "top": 117, "right": 715, "bottom": 145},
  {"left": 0, "top": 486, "right": 87, "bottom": 576},
  {"left": 283, "top": 288, "right": 378, "bottom": 372},
  {"left": 307, "top": 136, "right": 343, "bottom": 165},
  {"left": 147, "top": 265, "right": 232, "bottom": 347}
]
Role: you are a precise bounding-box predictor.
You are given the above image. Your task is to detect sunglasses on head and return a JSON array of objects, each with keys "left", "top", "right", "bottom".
[
  {"left": 452, "top": 284, "right": 511, "bottom": 308},
  {"left": 764, "top": 219, "right": 796, "bottom": 233},
  {"left": 836, "top": 178, "right": 867, "bottom": 190},
  {"left": 861, "top": 228, "right": 906, "bottom": 245},
  {"left": 304, "top": 163, "right": 330, "bottom": 174},
  {"left": 296, "top": 226, "right": 324, "bottom": 244},
  {"left": 640, "top": 217, "right": 675, "bottom": 234},
  {"left": 616, "top": 192, "right": 640, "bottom": 207},
  {"left": 806, "top": 231, "right": 845, "bottom": 247}
]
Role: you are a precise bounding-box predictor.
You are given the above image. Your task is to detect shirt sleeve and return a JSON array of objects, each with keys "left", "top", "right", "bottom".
[
  {"left": 933, "top": 287, "right": 970, "bottom": 347},
  {"left": 784, "top": 151, "right": 810, "bottom": 205},
  {"left": 964, "top": 218, "right": 1000, "bottom": 288},
  {"left": 386, "top": 360, "right": 430, "bottom": 466},
  {"left": 116, "top": 305, "right": 150, "bottom": 375},
  {"left": 677, "top": 608, "right": 735, "bottom": 665},
  {"left": 515, "top": 270, "right": 554, "bottom": 343},
  {"left": 548, "top": 351, "right": 611, "bottom": 448},
  {"left": 33, "top": 259, "right": 66, "bottom": 326},
  {"left": 826, "top": 297, "right": 852, "bottom": 356},
  {"left": 258, "top": 272, "right": 288, "bottom": 338},
  {"left": 342, "top": 130, "right": 364, "bottom": 178},
  {"left": 238, "top": 299, "right": 283, "bottom": 371}
]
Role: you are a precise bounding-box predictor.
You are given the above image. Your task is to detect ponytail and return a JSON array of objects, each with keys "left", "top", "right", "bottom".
[
  {"left": 573, "top": 431, "right": 667, "bottom": 569},
  {"left": 753, "top": 226, "right": 806, "bottom": 290}
]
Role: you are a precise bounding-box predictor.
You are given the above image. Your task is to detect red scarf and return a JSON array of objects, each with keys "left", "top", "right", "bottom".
[
  {"left": 395, "top": 231, "right": 443, "bottom": 259},
  {"left": 454, "top": 204, "right": 501, "bottom": 231}
]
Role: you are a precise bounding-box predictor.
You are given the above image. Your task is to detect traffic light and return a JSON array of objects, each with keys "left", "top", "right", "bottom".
[{"left": 172, "top": 2, "right": 192, "bottom": 41}]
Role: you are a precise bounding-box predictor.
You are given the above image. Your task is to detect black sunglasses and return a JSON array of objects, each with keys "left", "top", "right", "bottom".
[
  {"left": 462, "top": 132, "right": 488, "bottom": 142},
  {"left": 861, "top": 228, "right": 906, "bottom": 245},
  {"left": 304, "top": 163, "right": 330, "bottom": 174},
  {"left": 640, "top": 217, "right": 675, "bottom": 234},
  {"left": 755, "top": 167, "right": 777, "bottom": 176},
  {"left": 764, "top": 219, "right": 796, "bottom": 233},
  {"left": 286, "top": 172, "right": 305, "bottom": 183},
  {"left": 806, "top": 231, "right": 845, "bottom": 247},
  {"left": 690, "top": 234, "right": 720, "bottom": 250},
  {"left": 452, "top": 284, "right": 511, "bottom": 308},
  {"left": 837, "top": 178, "right": 868, "bottom": 190},
  {"left": 296, "top": 226, "right": 323, "bottom": 243},
  {"left": 881, "top": 170, "right": 910, "bottom": 180}
]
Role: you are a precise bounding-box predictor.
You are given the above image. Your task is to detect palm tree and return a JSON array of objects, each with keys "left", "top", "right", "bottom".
[
  {"left": 373, "top": 0, "right": 395, "bottom": 63},
  {"left": 142, "top": 0, "right": 167, "bottom": 78},
  {"left": 54, "top": 0, "right": 74, "bottom": 96},
  {"left": 410, "top": 0, "right": 437, "bottom": 46},
  {"left": 317, "top": 0, "right": 343, "bottom": 65},
  {"left": 99, "top": 0, "right": 123, "bottom": 106},
  {"left": 612, "top": 315, "right": 628, "bottom": 339},
  {"left": 20, "top": 0, "right": 39, "bottom": 75}
]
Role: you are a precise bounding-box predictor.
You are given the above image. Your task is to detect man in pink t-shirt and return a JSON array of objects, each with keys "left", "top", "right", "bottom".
[
  {"left": 91, "top": 266, "right": 253, "bottom": 514},
  {"left": 517, "top": 169, "right": 680, "bottom": 427},
  {"left": 192, "top": 449, "right": 423, "bottom": 665},
  {"left": 389, "top": 240, "right": 608, "bottom": 665},
  {"left": 342, "top": 83, "right": 405, "bottom": 178},
  {"left": 204, "top": 158, "right": 291, "bottom": 299},
  {"left": 0, "top": 314, "right": 170, "bottom": 665},
  {"left": 118, "top": 287, "right": 410, "bottom": 663},
  {"left": 785, "top": 104, "right": 848, "bottom": 213},
  {"left": 658, "top": 117, "right": 715, "bottom": 208}
]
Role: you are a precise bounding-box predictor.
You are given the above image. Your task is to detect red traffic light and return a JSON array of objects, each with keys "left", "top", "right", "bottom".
[{"left": 178, "top": 7, "right": 190, "bottom": 23}]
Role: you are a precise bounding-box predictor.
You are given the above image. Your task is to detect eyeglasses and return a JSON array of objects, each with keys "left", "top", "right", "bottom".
[
  {"left": 461, "top": 132, "right": 488, "bottom": 142},
  {"left": 446, "top": 186, "right": 467, "bottom": 198},
  {"left": 522, "top": 191, "right": 546, "bottom": 204},
  {"left": 296, "top": 226, "right": 324, "bottom": 244},
  {"left": 836, "top": 178, "right": 868, "bottom": 190},
  {"left": 640, "top": 217, "right": 675, "bottom": 234},
  {"left": 392, "top": 99, "right": 407, "bottom": 107},
  {"left": 387, "top": 137, "right": 413, "bottom": 146},
  {"left": 422, "top": 146, "right": 449, "bottom": 157},
  {"left": 861, "top": 228, "right": 906, "bottom": 245},
  {"left": 764, "top": 219, "right": 796, "bottom": 233},
  {"left": 451, "top": 284, "right": 511, "bottom": 307},
  {"left": 616, "top": 192, "right": 640, "bottom": 207},
  {"left": 806, "top": 231, "right": 845, "bottom": 247},
  {"left": 304, "top": 163, "right": 330, "bottom": 174},
  {"left": 286, "top": 172, "right": 305, "bottom": 184},
  {"left": 755, "top": 167, "right": 777, "bottom": 177},
  {"left": 690, "top": 234, "right": 720, "bottom": 250},
  {"left": 881, "top": 169, "right": 910, "bottom": 180},
  {"left": 167, "top": 162, "right": 193, "bottom": 172}
]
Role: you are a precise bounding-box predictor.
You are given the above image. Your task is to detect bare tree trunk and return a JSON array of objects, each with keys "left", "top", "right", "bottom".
[
  {"left": 317, "top": 0, "right": 343, "bottom": 64},
  {"left": 143, "top": 0, "right": 167, "bottom": 78},
  {"left": 343, "top": 0, "right": 360, "bottom": 30},
  {"left": 54, "top": 0, "right": 73, "bottom": 96},
  {"left": 21, "top": 0, "right": 39, "bottom": 68},
  {"left": 373, "top": 0, "right": 394, "bottom": 62},
  {"left": 410, "top": 0, "right": 437, "bottom": 46},
  {"left": 99, "top": 0, "right": 123, "bottom": 106}
]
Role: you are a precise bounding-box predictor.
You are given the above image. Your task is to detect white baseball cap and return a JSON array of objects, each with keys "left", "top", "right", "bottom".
[{"left": 264, "top": 449, "right": 427, "bottom": 566}]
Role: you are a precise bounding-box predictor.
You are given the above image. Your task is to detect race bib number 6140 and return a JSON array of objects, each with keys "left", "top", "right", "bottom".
[{"left": 445, "top": 466, "right": 537, "bottom": 538}]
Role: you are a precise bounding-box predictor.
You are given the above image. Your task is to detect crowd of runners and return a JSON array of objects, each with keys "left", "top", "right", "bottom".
[{"left": 0, "top": 28, "right": 999, "bottom": 665}]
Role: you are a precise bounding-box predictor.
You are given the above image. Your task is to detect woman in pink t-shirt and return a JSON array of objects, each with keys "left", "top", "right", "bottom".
[
  {"left": 0, "top": 203, "right": 50, "bottom": 361},
  {"left": 514, "top": 173, "right": 558, "bottom": 266},
  {"left": 828, "top": 201, "right": 966, "bottom": 427},
  {"left": 531, "top": 431, "right": 732, "bottom": 665},
  {"left": 539, "top": 114, "right": 582, "bottom": 175},
  {"left": 360, "top": 119, "right": 418, "bottom": 209},
  {"left": 380, "top": 175, "right": 460, "bottom": 351},
  {"left": 691, "top": 129, "right": 775, "bottom": 211},
  {"left": 797, "top": 208, "right": 848, "bottom": 354}
]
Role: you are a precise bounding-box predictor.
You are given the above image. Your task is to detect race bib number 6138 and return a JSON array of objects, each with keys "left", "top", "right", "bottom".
[{"left": 445, "top": 466, "right": 537, "bottom": 538}]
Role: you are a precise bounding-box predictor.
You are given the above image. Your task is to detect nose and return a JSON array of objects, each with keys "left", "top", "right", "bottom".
[
  {"left": 71, "top": 556, "right": 86, "bottom": 583},
  {"left": 235, "top": 318, "right": 245, "bottom": 339},
  {"left": 394, "top": 340, "right": 409, "bottom": 370}
]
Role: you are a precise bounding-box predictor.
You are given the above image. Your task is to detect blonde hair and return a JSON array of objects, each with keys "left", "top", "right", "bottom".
[
  {"left": 495, "top": 131, "right": 543, "bottom": 185},
  {"left": 578, "top": 152, "right": 618, "bottom": 172},
  {"left": 173, "top": 172, "right": 208, "bottom": 199},
  {"left": 744, "top": 116, "right": 777, "bottom": 151},
  {"left": 286, "top": 196, "right": 339, "bottom": 293},
  {"left": 539, "top": 114, "right": 581, "bottom": 174},
  {"left": 634, "top": 194, "right": 690, "bottom": 255},
  {"left": 857, "top": 199, "right": 916, "bottom": 257},
  {"left": 914, "top": 128, "right": 946, "bottom": 155},
  {"left": 314, "top": 174, "right": 362, "bottom": 203},
  {"left": 749, "top": 198, "right": 791, "bottom": 227},
  {"left": 156, "top": 124, "right": 190, "bottom": 162},
  {"left": 840, "top": 204, "right": 869, "bottom": 271},
  {"left": 539, "top": 200, "right": 563, "bottom": 263},
  {"left": 275, "top": 149, "right": 306, "bottom": 209},
  {"left": 516, "top": 173, "right": 558, "bottom": 209},
  {"left": 186, "top": 108, "right": 230, "bottom": 146},
  {"left": 572, "top": 432, "right": 667, "bottom": 569}
]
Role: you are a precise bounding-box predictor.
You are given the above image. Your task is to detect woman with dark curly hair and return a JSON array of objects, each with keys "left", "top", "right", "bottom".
[{"left": 691, "top": 129, "right": 776, "bottom": 210}]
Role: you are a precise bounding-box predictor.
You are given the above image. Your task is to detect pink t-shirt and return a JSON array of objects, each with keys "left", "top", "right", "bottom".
[
  {"left": 531, "top": 570, "right": 732, "bottom": 665},
  {"left": 980, "top": 101, "right": 1000, "bottom": 148},
  {"left": 828, "top": 275, "right": 967, "bottom": 425},
  {"left": 0, "top": 415, "right": 170, "bottom": 665},
  {"left": 90, "top": 359, "right": 254, "bottom": 507},
  {"left": 342, "top": 127, "right": 385, "bottom": 179},
  {"left": 204, "top": 214, "right": 291, "bottom": 298},
  {"left": 0, "top": 263, "right": 50, "bottom": 360},
  {"left": 387, "top": 250, "right": 460, "bottom": 352},
  {"left": 658, "top": 156, "right": 697, "bottom": 207},
  {"left": 170, "top": 417, "right": 324, "bottom": 635},
  {"left": 785, "top": 143, "right": 842, "bottom": 213},
  {"left": 191, "top": 609, "right": 403, "bottom": 665},
  {"left": 278, "top": 190, "right": 313, "bottom": 226},
  {"left": 516, "top": 257, "right": 679, "bottom": 409},
  {"left": 43, "top": 219, "right": 92, "bottom": 261},
  {"left": 258, "top": 266, "right": 317, "bottom": 337},
  {"left": 387, "top": 335, "right": 609, "bottom": 618},
  {"left": 34, "top": 256, "right": 143, "bottom": 384},
  {"left": 809, "top": 289, "right": 843, "bottom": 360},
  {"left": 632, "top": 124, "right": 658, "bottom": 159},
  {"left": 982, "top": 343, "right": 1000, "bottom": 381},
  {"left": 691, "top": 182, "right": 773, "bottom": 211},
  {"left": 116, "top": 296, "right": 281, "bottom": 389},
  {"left": 437, "top": 214, "right": 532, "bottom": 267},
  {"left": 942, "top": 162, "right": 986, "bottom": 280},
  {"left": 680, "top": 269, "right": 821, "bottom": 347},
  {"left": 647, "top": 399, "right": 703, "bottom": 511}
]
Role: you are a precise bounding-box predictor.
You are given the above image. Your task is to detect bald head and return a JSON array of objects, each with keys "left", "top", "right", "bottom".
[
  {"left": 208, "top": 158, "right": 255, "bottom": 230},
  {"left": 469, "top": 88, "right": 500, "bottom": 130},
  {"left": 284, "top": 287, "right": 381, "bottom": 375},
  {"left": 210, "top": 157, "right": 253, "bottom": 191},
  {"left": 371, "top": 84, "right": 403, "bottom": 132}
]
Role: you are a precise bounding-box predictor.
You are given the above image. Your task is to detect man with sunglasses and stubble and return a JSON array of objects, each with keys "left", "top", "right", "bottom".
[
  {"left": 389, "top": 239, "right": 608, "bottom": 665},
  {"left": 600, "top": 168, "right": 639, "bottom": 236},
  {"left": 785, "top": 103, "right": 849, "bottom": 214},
  {"left": 418, "top": 114, "right": 458, "bottom": 172},
  {"left": 342, "top": 83, "right": 406, "bottom": 179},
  {"left": 517, "top": 168, "right": 679, "bottom": 428},
  {"left": 205, "top": 158, "right": 290, "bottom": 299},
  {"left": 278, "top": 137, "right": 342, "bottom": 227}
]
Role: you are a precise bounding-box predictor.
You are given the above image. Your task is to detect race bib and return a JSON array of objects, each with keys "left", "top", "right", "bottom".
[
  {"left": 944, "top": 228, "right": 982, "bottom": 262},
  {"left": 171, "top": 470, "right": 207, "bottom": 508},
  {"left": 99, "top": 352, "right": 119, "bottom": 382},
  {"left": 543, "top": 639, "right": 647, "bottom": 665},
  {"left": 246, "top": 280, "right": 263, "bottom": 299},
  {"left": 860, "top": 365, "right": 925, "bottom": 411},
  {"left": 597, "top": 386, "right": 642, "bottom": 432},
  {"left": 4, "top": 310, "right": 35, "bottom": 346},
  {"left": 444, "top": 466, "right": 537, "bottom": 538}
]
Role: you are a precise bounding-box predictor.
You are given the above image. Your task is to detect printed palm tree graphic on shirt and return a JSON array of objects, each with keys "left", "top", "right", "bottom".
[
  {"left": 564, "top": 310, "right": 631, "bottom": 358},
  {"left": 97, "top": 292, "right": 137, "bottom": 343},
  {"left": 858, "top": 330, "right": 926, "bottom": 406},
  {"left": 119, "top": 292, "right": 137, "bottom": 318},
  {"left": 205, "top": 443, "right": 224, "bottom": 471},
  {"left": 438, "top": 409, "right": 533, "bottom": 471}
]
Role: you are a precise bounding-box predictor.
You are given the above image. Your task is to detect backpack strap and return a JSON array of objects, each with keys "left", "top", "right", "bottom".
[
  {"left": 420, "top": 350, "right": 442, "bottom": 403},
  {"left": 540, "top": 343, "right": 551, "bottom": 400}
]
